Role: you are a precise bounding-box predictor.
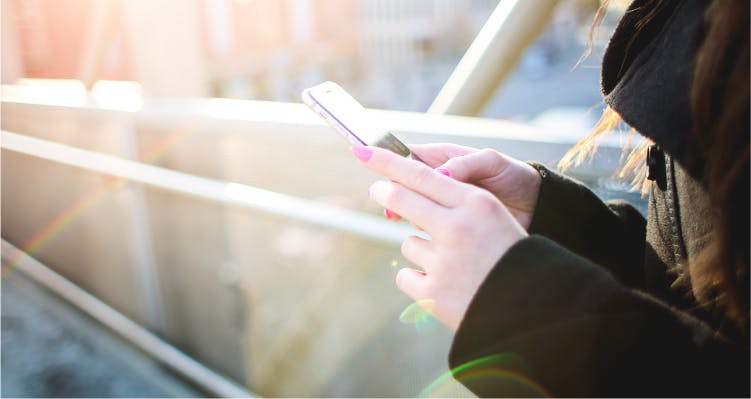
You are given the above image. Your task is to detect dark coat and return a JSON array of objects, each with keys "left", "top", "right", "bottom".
[{"left": 448, "top": 0, "right": 750, "bottom": 396}]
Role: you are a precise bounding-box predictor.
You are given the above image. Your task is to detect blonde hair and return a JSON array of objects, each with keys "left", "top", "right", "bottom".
[{"left": 557, "top": 106, "right": 653, "bottom": 196}]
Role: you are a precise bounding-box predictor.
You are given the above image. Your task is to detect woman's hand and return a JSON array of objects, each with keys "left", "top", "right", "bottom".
[
  {"left": 352, "top": 145, "right": 528, "bottom": 331},
  {"left": 410, "top": 143, "right": 542, "bottom": 230}
]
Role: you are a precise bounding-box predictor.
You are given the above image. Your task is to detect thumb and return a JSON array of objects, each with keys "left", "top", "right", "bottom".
[{"left": 437, "top": 148, "right": 506, "bottom": 184}]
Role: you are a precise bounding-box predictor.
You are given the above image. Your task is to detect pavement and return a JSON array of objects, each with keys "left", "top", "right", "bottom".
[{"left": 1, "top": 263, "right": 204, "bottom": 398}]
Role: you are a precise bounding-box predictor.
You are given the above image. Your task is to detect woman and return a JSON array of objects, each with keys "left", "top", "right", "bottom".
[{"left": 352, "top": 0, "right": 749, "bottom": 396}]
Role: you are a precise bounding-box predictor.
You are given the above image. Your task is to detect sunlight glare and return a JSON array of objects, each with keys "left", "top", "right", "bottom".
[
  {"left": 201, "top": 97, "right": 317, "bottom": 124},
  {"left": 91, "top": 80, "right": 144, "bottom": 112},
  {"left": 11, "top": 79, "right": 87, "bottom": 107}
]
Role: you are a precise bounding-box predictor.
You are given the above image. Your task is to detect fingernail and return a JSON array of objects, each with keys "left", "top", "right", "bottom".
[
  {"left": 352, "top": 146, "right": 373, "bottom": 162},
  {"left": 436, "top": 168, "right": 451, "bottom": 177},
  {"left": 384, "top": 209, "right": 396, "bottom": 219}
]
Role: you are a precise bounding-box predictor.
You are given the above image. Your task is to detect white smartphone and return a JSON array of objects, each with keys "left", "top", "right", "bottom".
[{"left": 301, "top": 81, "right": 413, "bottom": 158}]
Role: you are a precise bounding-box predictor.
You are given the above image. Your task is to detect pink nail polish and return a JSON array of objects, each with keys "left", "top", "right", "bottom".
[
  {"left": 436, "top": 168, "right": 451, "bottom": 177},
  {"left": 384, "top": 209, "right": 395, "bottom": 219},
  {"left": 352, "top": 146, "right": 373, "bottom": 162}
]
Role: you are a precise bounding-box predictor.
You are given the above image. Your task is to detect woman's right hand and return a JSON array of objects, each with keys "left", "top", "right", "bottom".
[{"left": 409, "top": 143, "right": 542, "bottom": 230}]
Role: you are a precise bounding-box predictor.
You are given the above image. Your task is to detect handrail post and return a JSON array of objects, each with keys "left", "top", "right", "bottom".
[{"left": 428, "top": 0, "right": 560, "bottom": 116}]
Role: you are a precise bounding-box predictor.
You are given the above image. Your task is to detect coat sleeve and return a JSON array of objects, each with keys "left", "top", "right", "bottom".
[
  {"left": 448, "top": 235, "right": 750, "bottom": 397},
  {"left": 526, "top": 163, "right": 647, "bottom": 288}
]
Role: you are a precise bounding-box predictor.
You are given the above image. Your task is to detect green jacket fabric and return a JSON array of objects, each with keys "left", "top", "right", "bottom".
[{"left": 448, "top": 0, "right": 749, "bottom": 396}]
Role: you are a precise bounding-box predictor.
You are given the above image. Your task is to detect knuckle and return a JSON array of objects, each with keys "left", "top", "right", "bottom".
[
  {"left": 478, "top": 148, "right": 497, "bottom": 156},
  {"left": 400, "top": 237, "right": 416, "bottom": 257},
  {"left": 466, "top": 190, "right": 498, "bottom": 212},
  {"left": 479, "top": 148, "right": 503, "bottom": 164},
  {"left": 382, "top": 154, "right": 400, "bottom": 173},
  {"left": 396, "top": 269, "right": 428, "bottom": 300},
  {"left": 380, "top": 183, "right": 403, "bottom": 207},
  {"left": 409, "top": 165, "right": 433, "bottom": 188}
]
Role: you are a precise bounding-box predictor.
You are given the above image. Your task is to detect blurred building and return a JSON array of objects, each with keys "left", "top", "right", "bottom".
[{"left": 3, "top": 0, "right": 497, "bottom": 109}]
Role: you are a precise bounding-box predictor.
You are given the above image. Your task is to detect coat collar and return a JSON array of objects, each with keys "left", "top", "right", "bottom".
[{"left": 601, "top": 0, "right": 708, "bottom": 163}]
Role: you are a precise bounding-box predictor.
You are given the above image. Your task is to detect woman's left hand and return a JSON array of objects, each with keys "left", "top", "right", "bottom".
[{"left": 352, "top": 146, "right": 528, "bottom": 331}]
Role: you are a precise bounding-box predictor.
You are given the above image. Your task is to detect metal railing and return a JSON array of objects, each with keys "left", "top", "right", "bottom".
[
  {"left": 0, "top": 85, "right": 627, "bottom": 179},
  {"left": 1, "top": 87, "right": 627, "bottom": 396},
  {"left": 1, "top": 130, "right": 416, "bottom": 246},
  {"left": 1, "top": 239, "right": 254, "bottom": 398}
]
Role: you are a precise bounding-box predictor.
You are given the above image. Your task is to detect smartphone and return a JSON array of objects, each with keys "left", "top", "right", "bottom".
[{"left": 301, "top": 81, "right": 413, "bottom": 158}]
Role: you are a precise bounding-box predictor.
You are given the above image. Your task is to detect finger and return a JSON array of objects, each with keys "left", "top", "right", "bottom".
[
  {"left": 401, "top": 235, "right": 437, "bottom": 271},
  {"left": 384, "top": 208, "right": 402, "bottom": 221},
  {"left": 438, "top": 148, "right": 507, "bottom": 183},
  {"left": 369, "top": 180, "right": 450, "bottom": 235},
  {"left": 395, "top": 267, "right": 428, "bottom": 301},
  {"left": 408, "top": 143, "right": 476, "bottom": 168},
  {"left": 409, "top": 221, "right": 423, "bottom": 232},
  {"left": 355, "top": 146, "right": 469, "bottom": 207}
]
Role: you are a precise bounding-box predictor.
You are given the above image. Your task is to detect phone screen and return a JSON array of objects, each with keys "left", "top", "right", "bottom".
[{"left": 303, "top": 82, "right": 412, "bottom": 158}]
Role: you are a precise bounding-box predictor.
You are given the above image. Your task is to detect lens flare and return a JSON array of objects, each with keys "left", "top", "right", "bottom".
[
  {"left": 2, "top": 124, "right": 200, "bottom": 277},
  {"left": 418, "top": 353, "right": 550, "bottom": 398},
  {"left": 399, "top": 299, "right": 439, "bottom": 334}
]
